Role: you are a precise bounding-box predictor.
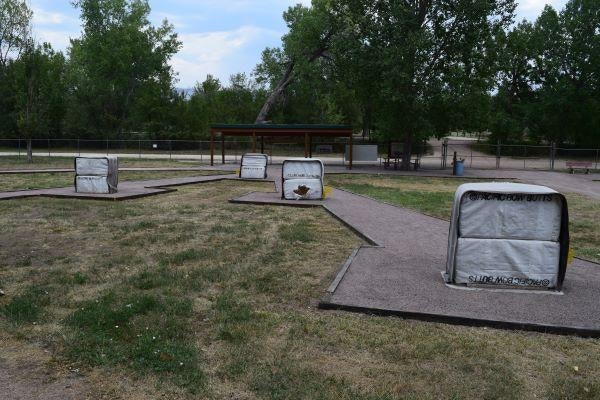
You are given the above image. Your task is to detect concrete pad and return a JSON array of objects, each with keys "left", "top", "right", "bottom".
[
  {"left": 0, "top": 174, "right": 235, "bottom": 201},
  {"left": 230, "top": 191, "right": 325, "bottom": 208}
]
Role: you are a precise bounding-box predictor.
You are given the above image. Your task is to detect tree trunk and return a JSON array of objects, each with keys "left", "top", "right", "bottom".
[
  {"left": 26, "top": 138, "right": 32, "bottom": 164},
  {"left": 401, "top": 132, "right": 413, "bottom": 170},
  {"left": 255, "top": 61, "right": 295, "bottom": 123},
  {"left": 361, "top": 105, "right": 371, "bottom": 139}
]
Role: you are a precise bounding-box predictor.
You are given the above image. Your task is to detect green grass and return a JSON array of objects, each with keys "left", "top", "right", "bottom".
[
  {"left": 0, "top": 179, "right": 599, "bottom": 399},
  {"left": 64, "top": 289, "right": 204, "bottom": 391},
  {"left": 0, "top": 155, "right": 205, "bottom": 170},
  {"left": 327, "top": 174, "right": 600, "bottom": 263},
  {"left": 2, "top": 285, "right": 51, "bottom": 324},
  {"left": 0, "top": 170, "right": 227, "bottom": 192}
]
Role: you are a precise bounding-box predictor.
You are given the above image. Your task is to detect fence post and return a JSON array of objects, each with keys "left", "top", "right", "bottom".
[
  {"left": 199, "top": 140, "right": 202, "bottom": 161},
  {"left": 77, "top": 138, "right": 81, "bottom": 156},
  {"left": 106, "top": 138, "right": 109, "bottom": 155},
  {"left": 596, "top": 149, "right": 599, "bottom": 170},
  {"left": 169, "top": 140, "right": 172, "bottom": 161},
  {"left": 496, "top": 140, "right": 501, "bottom": 169},
  {"left": 18, "top": 138, "right": 21, "bottom": 158},
  {"left": 550, "top": 142, "right": 555, "bottom": 170},
  {"left": 48, "top": 139, "right": 51, "bottom": 157},
  {"left": 441, "top": 138, "right": 448, "bottom": 169},
  {"left": 470, "top": 148, "right": 473, "bottom": 168},
  {"left": 139, "top": 139, "right": 141, "bottom": 159}
]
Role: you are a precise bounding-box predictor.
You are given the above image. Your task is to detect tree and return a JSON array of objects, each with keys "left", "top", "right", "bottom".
[
  {"left": 331, "top": 0, "right": 515, "bottom": 168},
  {"left": 528, "top": 1, "right": 600, "bottom": 146},
  {"left": 67, "top": 0, "right": 181, "bottom": 137},
  {"left": 490, "top": 21, "right": 536, "bottom": 142},
  {"left": 258, "top": 1, "right": 514, "bottom": 168},
  {"left": 0, "top": 0, "right": 32, "bottom": 138},
  {"left": 0, "top": 0, "right": 32, "bottom": 68},
  {"left": 255, "top": 1, "right": 337, "bottom": 123},
  {"left": 13, "top": 42, "right": 67, "bottom": 162}
]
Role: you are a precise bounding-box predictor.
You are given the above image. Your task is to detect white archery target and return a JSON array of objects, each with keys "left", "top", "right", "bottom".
[
  {"left": 454, "top": 238, "right": 561, "bottom": 288},
  {"left": 74, "top": 156, "right": 119, "bottom": 193},
  {"left": 445, "top": 182, "right": 568, "bottom": 290},
  {"left": 240, "top": 154, "right": 268, "bottom": 179},
  {"left": 75, "top": 176, "right": 111, "bottom": 194},
  {"left": 283, "top": 178, "right": 323, "bottom": 200},
  {"left": 75, "top": 156, "right": 117, "bottom": 176},
  {"left": 282, "top": 159, "right": 324, "bottom": 200},
  {"left": 282, "top": 159, "right": 324, "bottom": 180},
  {"left": 459, "top": 192, "right": 562, "bottom": 241}
]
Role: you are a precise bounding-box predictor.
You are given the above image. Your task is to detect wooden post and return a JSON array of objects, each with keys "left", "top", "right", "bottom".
[
  {"left": 210, "top": 130, "right": 215, "bottom": 166},
  {"left": 260, "top": 136, "right": 264, "bottom": 154},
  {"left": 221, "top": 133, "right": 225, "bottom": 164},
  {"left": 348, "top": 132, "right": 353, "bottom": 170},
  {"left": 252, "top": 131, "right": 257, "bottom": 152},
  {"left": 309, "top": 135, "right": 313, "bottom": 158},
  {"left": 304, "top": 133, "right": 309, "bottom": 158}
]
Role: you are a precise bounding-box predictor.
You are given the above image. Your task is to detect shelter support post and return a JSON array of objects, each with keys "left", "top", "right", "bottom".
[
  {"left": 221, "top": 134, "right": 225, "bottom": 164},
  {"left": 309, "top": 135, "right": 312, "bottom": 158},
  {"left": 261, "top": 136, "right": 264, "bottom": 154},
  {"left": 304, "top": 133, "right": 309, "bottom": 158},
  {"left": 210, "top": 130, "right": 215, "bottom": 166},
  {"left": 349, "top": 133, "right": 353, "bottom": 169},
  {"left": 252, "top": 131, "right": 257, "bottom": 152}
]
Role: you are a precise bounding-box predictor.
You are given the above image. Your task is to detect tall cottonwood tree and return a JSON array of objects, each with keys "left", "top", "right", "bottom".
[
  {"left": 254, "top": 1, "right": 337, "bottom": 123},
  {"left": 257, "top": 0, "right": 515, "bottom": 168}
]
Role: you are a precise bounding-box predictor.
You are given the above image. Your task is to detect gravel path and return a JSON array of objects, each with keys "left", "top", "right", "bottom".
[{"left": 232, "top": 168, "right": 600, "bottom": 336}]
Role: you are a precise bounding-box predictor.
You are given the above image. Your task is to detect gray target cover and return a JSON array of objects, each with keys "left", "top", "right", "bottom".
[{"left": 445, "top": 182, "right": 569, "bottom": 290}]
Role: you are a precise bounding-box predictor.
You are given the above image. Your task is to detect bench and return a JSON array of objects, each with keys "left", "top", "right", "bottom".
[
  {"left": 383, "top": 155, "right": 420, "bottom": 171},
  {"left": 566, "top": 161, "right": 592, "bottom": 174},
  {"left": 315, "top": 144, "right": 333, "bottom": 153}
]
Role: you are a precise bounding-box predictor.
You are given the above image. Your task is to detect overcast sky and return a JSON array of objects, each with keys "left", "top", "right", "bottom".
[{"left": 29, "top": 0, "right": 568, "bottom": 87}]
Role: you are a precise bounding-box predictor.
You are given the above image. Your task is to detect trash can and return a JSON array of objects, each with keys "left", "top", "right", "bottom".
[{"left": 455, "top": 160, "right": 465, "bottom": 176}]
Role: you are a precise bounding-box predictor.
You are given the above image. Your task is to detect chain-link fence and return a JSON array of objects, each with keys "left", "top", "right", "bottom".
[
  {"left": 441, "top": 140, "right": 599, "bottom": 171},
  {"left": 1, "top": 138, "right": 598, "bottom": 171}
]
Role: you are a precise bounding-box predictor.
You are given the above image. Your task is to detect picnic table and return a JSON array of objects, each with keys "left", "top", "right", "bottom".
[
  {"left": 566, "top": 161, "right": 593, "bottom": 174},
  {"left": 383, "top": 154, "right": 420, "bottom": 170}
]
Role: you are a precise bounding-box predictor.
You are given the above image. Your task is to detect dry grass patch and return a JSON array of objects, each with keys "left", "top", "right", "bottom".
[
  {"left": 0, "top": 170, "right": 228, "bottom": 192},
  {"left": 0, "top": 178, "right": 599, "bottom": 399}
]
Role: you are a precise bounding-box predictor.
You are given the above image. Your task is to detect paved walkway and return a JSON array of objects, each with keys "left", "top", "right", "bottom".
[
  {"left": 231, "top": 167, "right": 600, "bottom": 336},
  {"left": 0, "top": 173, "right": 236, "bottom": 201}
]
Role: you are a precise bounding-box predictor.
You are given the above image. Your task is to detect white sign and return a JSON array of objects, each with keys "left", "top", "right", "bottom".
[{"left": 344, "top": 145, "right": 378, "bottom": 162}]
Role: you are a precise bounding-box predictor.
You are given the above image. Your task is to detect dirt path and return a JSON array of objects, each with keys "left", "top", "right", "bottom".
[{"left": 0, "top": 339, "right": 90, "bottom": 400}]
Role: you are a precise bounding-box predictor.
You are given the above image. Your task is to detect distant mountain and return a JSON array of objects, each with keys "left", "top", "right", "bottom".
[{"left": 175, "top": 88, "right": 194, "bottom": 99}]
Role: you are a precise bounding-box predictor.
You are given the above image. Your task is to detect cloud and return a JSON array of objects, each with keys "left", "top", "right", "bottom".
[
  {"left": 32, "top": 29, "right": 76, "bottom": 50},
  {"left": 516, "top": 0, "right": 567, "bottom": 20},
  {"left": 172, "top": 25, "right": 282, "bottom": 86},
  {"left": 32, "top": 7, "right": 70, "bottom": 25}
]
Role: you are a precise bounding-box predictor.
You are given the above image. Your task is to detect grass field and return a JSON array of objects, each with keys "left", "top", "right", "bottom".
[
  {"left": 326, "top": 174, "right": 600, "bottom": 264},
  {"left": 0, "top": 175, "right": 599, "bottom": 399},
  {"left": 0, "top": 155, "right": 204, "bottom": 170},
  {"left": 0, "top": 170, "right": 228, "bottom": 192}
]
